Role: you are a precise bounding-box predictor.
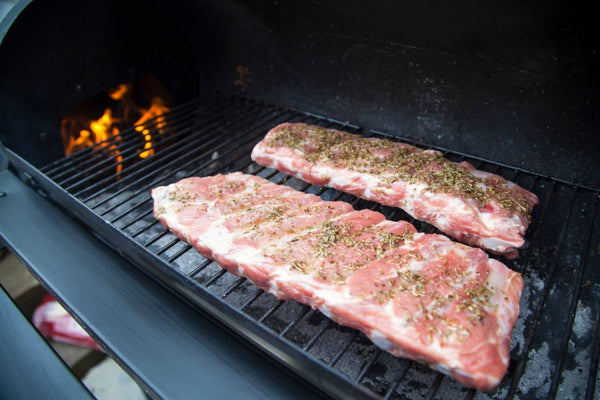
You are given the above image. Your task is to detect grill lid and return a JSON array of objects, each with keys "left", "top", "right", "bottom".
[{"left": 16, "top": 93, "right": 600, "bottom": 399}]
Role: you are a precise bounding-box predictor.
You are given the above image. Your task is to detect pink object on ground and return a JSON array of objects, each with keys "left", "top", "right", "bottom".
[{"left": 32, "top": 294, "right": 102, "bottom": 351}]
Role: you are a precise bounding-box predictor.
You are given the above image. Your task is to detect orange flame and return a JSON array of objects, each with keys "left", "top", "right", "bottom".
[
  {"left": 63, "top": 108, "right": 124, "bottom": 174},
  {"left": 61, "top": 78, "right": 171, "bottom": 174},
  {"left": 134, "top": 97, "right": 169, "bottom": 159},
  {"left": 109, "top": 84, "right": 129, "bottom": 101}
]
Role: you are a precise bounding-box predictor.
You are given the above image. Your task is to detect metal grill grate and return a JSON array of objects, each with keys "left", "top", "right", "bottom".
[{"left": 40, "top": 93, "right": 600, "bottom": 400}]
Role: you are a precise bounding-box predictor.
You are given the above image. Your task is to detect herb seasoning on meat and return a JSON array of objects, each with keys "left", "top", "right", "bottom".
[
  {"left": 152, "top": 172, "right": 524, "bottom": 390},
  {"left": 252, "top": 122, "right": 539, "bottom": 258}
]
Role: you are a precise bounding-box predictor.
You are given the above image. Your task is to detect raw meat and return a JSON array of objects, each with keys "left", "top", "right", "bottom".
[
  {"left": 251, "top": 123, "right": 539, "bottom": 258},
  {"left": 152, "top": 172, "right": 523, "bottom": 390},
  {"left": 32, "top": 294, "right": 102, "bottom": 350}
]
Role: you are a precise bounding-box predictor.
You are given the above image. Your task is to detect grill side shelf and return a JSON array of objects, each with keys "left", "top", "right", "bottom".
[{"left": 0, "top": 168, "right": 328, "bottom": 400}]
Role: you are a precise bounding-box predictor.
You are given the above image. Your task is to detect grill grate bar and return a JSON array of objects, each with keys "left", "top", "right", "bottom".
[
  {"left": 154, "top": 233, "right": 183, "bottom": 257},
  {"left": 116, "top": 208, "right": 154, "bottom": 234},
  {"left": 186, "top": 259, "right": 214, "bottom": 279},
  {"left": 106, "top": 197, "right": 152, "bottom": 226},
  {"left": 240, "top": 289, "right": 266, "bottom": 312},
  {"left": 382, "top": 382, "right": 402, "bottom": 400},
  {"left": 134, "top": 104, "right": 296, "bottom": 188},
  {"left": 99, "top": 106, "right": 300, "bottom": 226},
  {"left": 503, "top": 201, "right": 554, "bottom": 395},
  {"left": 82, "top": 96, "right": 269, "bottom": 205},
  {"left": 74, "top": 96, "right": 271, "bottom": 200},
  {"left": 130, "top": 216, "right": 160, "bottom": 239},
  {"left": 166, "top": 244, "right": 193, "bottom": 264},
  {"left": 587, "top": 305, "right": 600, "bottom": 399},
  {"left": 329, "top": 331, "right": 360, "bottom": 367},
  {"left": 302, "top": 318, "right": 332, "bottom": 352},
  {"left": 143, "top": 228, "right": 170, "bottom": 248},
  {"left": 204, "top": 268, "right": 228, "bottom": 288},
  {"left": 41, "top": 96, "right": 208, "bottom": 177},
  {"left": 500, "top": 177, "right": 549, "bottom": 278},
  {"left": 506, "top": 183, "right": 577, "bottom": 399},
  {"left": 258, "top": 300, "right": 284, "bottom": 323},
  {"left": 61, "top": 112, "right": 199, "bottom": 193},
  {"left": 126, "top": 166, "right": 262, "bottom": 237},
  {"left": 381, "top": 362, "right": 411, "bottom": 400},
  {"left": 424, "top": 374, "right": 445, "bottom": 400},
  {"left": 279, "top": 306, "right": 313, "bottom": 338},
  {"left": 355, "top": 348, "right": 383, "bottom": 383},
  {"left": 129, "top": 116, "right": 308, "bottom": 245},
  {"left": 221, "top": 276, "right": 247, "bottom": 299},
  {"left": 548, "top": 190, "right": 599, "bottom": 396},
  {"left": 509, "top": 175, "right": 548, "bottom": 276},
  {"left": 50, "top": 98, "right": 211, "bottom": 184},
  {"left": 584, "top": 197, "right": 600, "bottom": 398},
  {"left": 82, "top": 115, "right": 235, "bottom": 204}
]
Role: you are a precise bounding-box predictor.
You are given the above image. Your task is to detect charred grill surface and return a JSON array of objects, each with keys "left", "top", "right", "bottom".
[{"left": 40, "top": 93, "right": 600, "bottom": 400}]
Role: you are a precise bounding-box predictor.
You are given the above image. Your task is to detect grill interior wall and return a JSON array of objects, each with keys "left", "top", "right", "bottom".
[
  {"left": 39, "top": 94, "right": 600, "bottom": 400},
  {"left": 0, "top": 0, "right": 201, "bottom": 167},
  {"left": 1, "top": 0, "right": 599, "bottom": 189}
]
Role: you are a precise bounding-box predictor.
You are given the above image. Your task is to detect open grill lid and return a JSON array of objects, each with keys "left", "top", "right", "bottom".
[{"left": 6, "top": 93, "right": 597, "bottom": 400}]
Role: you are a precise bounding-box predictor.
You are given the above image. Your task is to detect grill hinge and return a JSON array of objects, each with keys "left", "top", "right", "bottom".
[{"left": 0, "top": 142, "right": 48, "bottom": 198}]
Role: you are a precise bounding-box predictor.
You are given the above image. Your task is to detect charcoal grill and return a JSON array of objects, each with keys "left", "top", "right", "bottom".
[{"left": 1, "top": 1, "right": 599, "bottom": 399}]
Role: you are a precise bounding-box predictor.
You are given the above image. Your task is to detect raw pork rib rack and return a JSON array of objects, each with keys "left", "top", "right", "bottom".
[
  {"left": 152, "top": 172, "right": 523, "bottom": 391},
  {"left": 252, "top": 123, "right": 539, "bottom": 259}
]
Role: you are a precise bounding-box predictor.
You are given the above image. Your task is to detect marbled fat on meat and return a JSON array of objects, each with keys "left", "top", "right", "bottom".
[
  {"left": 152, "top": 172, "right": 523, "bottom": 391},
  {"left": 251, "top": 123, "right": 539, "bottom": 259}
]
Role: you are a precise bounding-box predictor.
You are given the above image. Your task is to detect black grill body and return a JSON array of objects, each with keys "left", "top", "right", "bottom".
[{"left": 0, "top": 1, "right": 599, "bottom": 399}]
